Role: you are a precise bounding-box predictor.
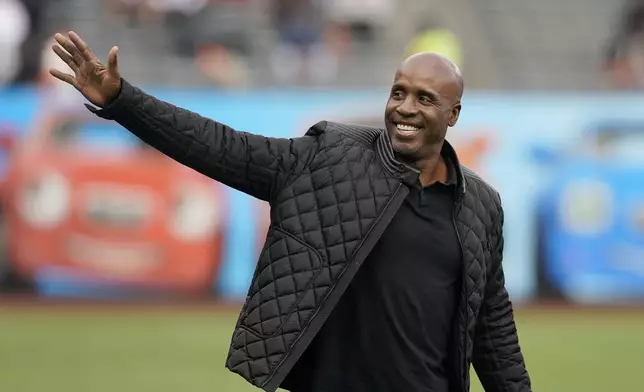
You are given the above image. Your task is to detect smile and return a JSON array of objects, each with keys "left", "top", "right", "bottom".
[{"left": 394, "top": 123, "right": 422, "bottom": 137}]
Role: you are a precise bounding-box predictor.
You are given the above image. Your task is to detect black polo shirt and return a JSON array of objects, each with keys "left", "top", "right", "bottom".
[{"left": 282, "top": 155, "right": 463, "bottom": 392}]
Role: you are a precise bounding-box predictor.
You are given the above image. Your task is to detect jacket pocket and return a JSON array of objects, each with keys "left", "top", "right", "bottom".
[{"left": 240, "top": 226, "right": 324, "bottom": 338}]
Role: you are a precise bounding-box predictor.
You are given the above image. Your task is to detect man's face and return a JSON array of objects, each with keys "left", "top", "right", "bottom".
[{"left": 384, "top": 59, "right": 461, "bottom": 163}]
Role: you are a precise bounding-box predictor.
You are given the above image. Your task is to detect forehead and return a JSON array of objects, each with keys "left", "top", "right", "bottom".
[{"left": 392, "top": 60, "right": 458, "bottom": 95}]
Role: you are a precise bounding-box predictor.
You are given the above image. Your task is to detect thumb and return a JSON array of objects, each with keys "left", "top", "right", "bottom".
[{"left": 107, "top": 46, "right": 119, "bottom": 78}]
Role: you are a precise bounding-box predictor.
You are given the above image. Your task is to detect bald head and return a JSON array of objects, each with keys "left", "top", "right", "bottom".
[{"left": 396, "top": 52, "right": 464, "bottom": 100}]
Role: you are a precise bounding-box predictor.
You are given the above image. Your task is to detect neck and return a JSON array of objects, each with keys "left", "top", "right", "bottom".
[
  {"left": 418, "top": 154, "right": 448, "bottom": 186},
  {"left": 403, "top": 144, "right": 447, "bottom": 187}
]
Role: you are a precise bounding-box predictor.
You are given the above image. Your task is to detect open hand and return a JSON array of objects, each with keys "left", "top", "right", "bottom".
[{"left": 49, "top": 31, "right": 121, "bottom": 107}]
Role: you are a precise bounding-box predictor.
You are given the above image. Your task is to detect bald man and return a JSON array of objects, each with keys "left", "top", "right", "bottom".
[{"left": 50, "top": 32, "right": 532, "bottom": 392}]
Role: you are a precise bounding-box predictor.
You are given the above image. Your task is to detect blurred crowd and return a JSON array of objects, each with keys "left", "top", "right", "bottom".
[
  {"left": 1, "top": 0, "right": 403, "bottom": 88},
  {"left": 604, "top": 0, "right": 644, "bottom": 89},
  {"left": 0, "top": 0, "right": 49, "bottom": 85},
  {"left": 1, "top": 0, "right": 644, "bottom": 90}
]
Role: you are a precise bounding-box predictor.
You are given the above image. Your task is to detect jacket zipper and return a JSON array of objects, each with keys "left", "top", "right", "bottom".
[
  {"left": 262, "top": 182, "right": 410, "bottom": 391},
  {"left": 350, "top": 182, "right": 408, "bottom": 270},
  {"left": 452, "top": 198, "right": 468, "bottom": 392}
]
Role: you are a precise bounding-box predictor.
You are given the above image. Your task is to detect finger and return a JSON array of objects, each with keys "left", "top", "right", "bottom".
[
  {"left": 52, "top": 44, "right": 78, "bottom": 71},
  {"left": 54, "top": 33, "right": 84, "bottom": 65},
  {"left": 49, "top": 68, "right": 76, "bottom": 86},
  {"left": 107, "top": 46, "right": 119, "bottom": 77},
  {"left": 68, "top": 31, "right": 96, "bottom": 62}
]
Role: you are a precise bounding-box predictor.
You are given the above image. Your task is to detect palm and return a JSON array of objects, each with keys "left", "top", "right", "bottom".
[
  {"left": 50, "top": 31, "right": 121, "bottom": 107},
  {"left": 75, "top": 60, "right": 113, "bottom": 105}
]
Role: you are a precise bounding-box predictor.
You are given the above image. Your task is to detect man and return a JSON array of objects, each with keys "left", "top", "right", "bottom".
[
  {"left": 603, "top": 0, "right": 644, "bottom": 89},
  {"left": 49, "top": 31, "right": 532, "bottom": 392},
  {"left": 404, "top": 20, "right": 463, "bottom": 69}
]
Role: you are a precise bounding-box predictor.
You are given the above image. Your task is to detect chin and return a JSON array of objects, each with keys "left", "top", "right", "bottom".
[{"left": 391, "top": 139, "right": 421, "bottom": 160}]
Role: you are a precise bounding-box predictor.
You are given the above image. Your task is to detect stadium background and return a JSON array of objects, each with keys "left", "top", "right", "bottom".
[{"left": 1, "top": 0, "right": 644, "bottom": 391}]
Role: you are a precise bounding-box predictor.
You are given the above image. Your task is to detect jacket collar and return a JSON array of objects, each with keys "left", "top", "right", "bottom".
[{"left": 376, "top": 130, "right": 467, "bottom": 196}]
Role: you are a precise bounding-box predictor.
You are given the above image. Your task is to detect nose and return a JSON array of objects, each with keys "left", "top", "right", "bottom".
[{"left": 395, "top": 97, "right": 418, "bottom": 117}]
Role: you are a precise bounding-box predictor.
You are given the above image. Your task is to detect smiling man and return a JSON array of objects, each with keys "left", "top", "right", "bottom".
[{"left": 49, "top": 31, "right": 532, "bottom": 392}]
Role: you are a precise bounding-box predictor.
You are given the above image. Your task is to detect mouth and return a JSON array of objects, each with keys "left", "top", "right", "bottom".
[{"left": 392, "top": 122, "right": 423, "bottom": 138}]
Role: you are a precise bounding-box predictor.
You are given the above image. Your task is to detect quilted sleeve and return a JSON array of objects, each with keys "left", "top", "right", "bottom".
[
  {"left": 86, "top": 79, "right": 319, "bottom": 201},
  {"left": 472, "top": 197, "right": 532, "bottom": 392}
]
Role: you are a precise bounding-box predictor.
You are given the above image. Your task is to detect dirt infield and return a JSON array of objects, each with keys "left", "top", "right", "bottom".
[{"left": 1, "top": 294, "right": 643, "bottom": 314}]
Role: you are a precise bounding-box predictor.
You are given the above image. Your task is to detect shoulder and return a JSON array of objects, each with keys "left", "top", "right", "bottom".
[
  {"left": 305, "top": 120, "right": 381, "bottom": 149},
  {"left": 461, "top": 165, "right": 502, "bottom": 214}
]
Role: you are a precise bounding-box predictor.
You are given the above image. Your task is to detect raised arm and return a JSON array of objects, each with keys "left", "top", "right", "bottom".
[
  {"left": 48, "top": 31, "right": 318, "bottom": 201},
  {"left": 87, "top": 79, "right": 318, "bottom": 200}
]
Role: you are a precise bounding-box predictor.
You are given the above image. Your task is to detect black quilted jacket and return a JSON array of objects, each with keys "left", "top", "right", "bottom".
[{"left": 90, "top": 79, "right": 532, "bottom": 392}]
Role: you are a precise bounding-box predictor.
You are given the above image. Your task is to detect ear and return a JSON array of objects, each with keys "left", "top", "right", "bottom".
[{"left": 448, "top": 103, "right": 461, "bottom": 127}]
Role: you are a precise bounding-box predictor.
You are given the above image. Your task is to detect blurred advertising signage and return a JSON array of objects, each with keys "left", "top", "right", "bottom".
[{"left": 2, "top": 87, "right": 644, "bottom": 304}]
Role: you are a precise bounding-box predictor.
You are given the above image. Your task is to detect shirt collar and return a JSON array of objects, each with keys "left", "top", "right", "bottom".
[
  {"left": 443, "top": 152, "right": 458, "bottom": 186},
  {"left": 375, "top": 129, "right": 466, "bottom": 194}
]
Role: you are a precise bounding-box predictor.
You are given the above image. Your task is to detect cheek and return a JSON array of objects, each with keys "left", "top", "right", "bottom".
[
  {"left": 431, "top": 108, "right": 455, "bottom": 127},
  {"left": 384, "top": 102, "right": 396, "bottom": 117},
  {"left": 421, "top": 108, "right": 441, "bottom": 122}
]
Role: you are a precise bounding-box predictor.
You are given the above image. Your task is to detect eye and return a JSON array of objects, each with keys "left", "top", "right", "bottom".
[
  {"left": 390, "top": 90, "right": 404, "bottom": 100},
  {"left": 419, "top": 95, "right": 433, "bottom": 105}
]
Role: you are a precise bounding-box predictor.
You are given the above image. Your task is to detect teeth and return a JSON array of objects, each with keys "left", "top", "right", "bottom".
[{"left": 396, "top": 124, "right": 420, "bottom": 132}]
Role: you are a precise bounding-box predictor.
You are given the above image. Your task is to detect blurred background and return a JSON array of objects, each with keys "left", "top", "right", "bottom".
[{"left": 1, "top": 0, "right": 644, "bottom": 391}]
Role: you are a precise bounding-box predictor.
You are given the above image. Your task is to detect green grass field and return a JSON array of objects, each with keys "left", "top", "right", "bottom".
[{"left": 0, "top": 304, "right": 642, "bottom": 392}]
